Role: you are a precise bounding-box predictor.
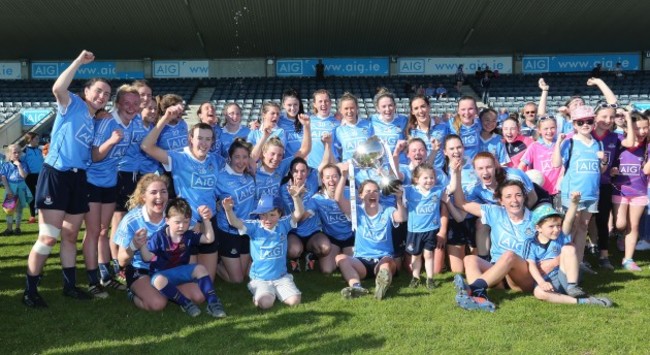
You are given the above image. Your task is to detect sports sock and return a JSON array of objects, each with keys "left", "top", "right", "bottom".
[
  {"left": 469, "top": 278, "right": 488, "bottom": 298},
  {"left": 159, "top": 283, "right": 191, "bottom": 306},
  {"left": 99, "top": 263, "right": 111, "bottom": 282},
  {"left": 86, "top": 268, "right": 100, "bottom": 286},
  {"left": 62, "top": 267, "right": 77, "bottom": 289},
  {"left": 26, "top": 274, "right": 41, "bottom": 294},
  {"left": 197, "top": 275, "right": 219, "bottom": 304}
]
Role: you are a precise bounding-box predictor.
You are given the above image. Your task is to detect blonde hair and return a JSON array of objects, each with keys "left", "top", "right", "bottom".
[
  {"left": 114, "top": 84, "right": 140, "bottom": 105},
  {"left": 5, "top": 143, "right": 21, "bottom": 156},
  {"left": 126, "top": 174, "right": 170, "bottom": 210},
  {"left": 312, "top": 89, "right": 331, "bottom": 115}
]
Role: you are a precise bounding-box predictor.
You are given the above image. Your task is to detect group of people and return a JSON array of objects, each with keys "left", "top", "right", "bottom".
[{"left": 10, "top": 49, "right": 646, "bottom": 316}]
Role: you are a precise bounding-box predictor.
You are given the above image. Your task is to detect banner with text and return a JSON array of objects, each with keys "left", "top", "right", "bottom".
[
  {"left": 31, "top": 61, "right": 144, "bottom": 79},
  {"left": 21, "top": 108, "right": 52, "bottom": 126},
  {"left": 522, "top": 53, "right": 641, "bottom": 74},
  {"left": 397, "top": 56, "right": 513, "bottom": 75},
  {"left": 153, "top": 60, "right": 210, "bottom": 78},
  {"left": 276, "top": 58, "right": 389, "bottom": 77},
  {"left": 0, "top": 62, "right": 21, "bottom": 79}
]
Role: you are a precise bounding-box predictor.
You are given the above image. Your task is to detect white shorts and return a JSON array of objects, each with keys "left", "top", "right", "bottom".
[{"left": 247, "top": 274, "right": 301, "bottom": 303}]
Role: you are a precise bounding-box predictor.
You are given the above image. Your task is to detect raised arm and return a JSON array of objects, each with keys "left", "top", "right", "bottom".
[
  {"left": 140, "top": 104, "right": 183, "bottom": 165},
  {"left": 537, "top": 78, "right": 549, "bottom": 116},
  {"left": 393, "top": 140, "right": 407, "bottom": 180},
  {"left": 52, "top": 50, "right": 95, "bottom": 107},
  {"left": 587, "top": 78, "right": 617, "bottom": 105},
  {"left": 551, "top": 133, "right": 566, "bottom": 168},
  {"left": 250, "top": 124, "right": 272, "bottom": 162},
  {"left": 222, "top": 196, "right": 244, "bottom": 231},
  {"left": 442, "top": 190, "right": 467, "bottom": 222},
  {"left": 451, "top": 160, "right": 482, "bottom": 218},
  {"left": 335, "top": 162, "right": 352, "bottom": 217},
  {"left": 197, "top": 205, "right": 215, "bottom": 244},
  {"left": 392, "top": 187, "right": 407, "bottom": 223},
  {"left": 620, "top": 110, "right": 635, "bottom": 148},
  {"left": 562, "top": 192, "right": 581, "bottom": 237},
  {"left": 288, "top": 185, "right": 306, "bottom": 224},
  {"left": 294, "top": 114, "right": 312, "bottom": 159},
  {"left": 318, "top": 132, "right": 334, "bottom": 173}
]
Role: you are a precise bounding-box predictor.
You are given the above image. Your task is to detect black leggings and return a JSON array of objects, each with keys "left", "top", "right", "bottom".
[
  {"left": 25, "top": 173, "right": 39, "bottom": 217},
  {"left": 595, "top": 184, "right": 613, "bottom": 251}
]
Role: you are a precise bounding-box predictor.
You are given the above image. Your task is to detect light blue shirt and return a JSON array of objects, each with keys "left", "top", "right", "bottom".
[
  {"left": 334, "top": 119, "right": 374, "bottom": 162},
  {"left": 215, "top": 164, "right": 257, "bottom": 234},
  {"left": 240, "top": 216, "right": 297, "bottom": 281},
  {"left": 480, "top": 204, "right": 535, "bottom": 261},
  {"left": 353, "top": 205, "right": 396, "bottom": 259},
  {"left": 114, "top": 206, "right": 166, "bottom": 270},
  {"left": 307, "top": 115, "right": 340, "bottom": 167},
  {"left": 404, "top": 185, "right": 444, "bottom": 233},
  {"left": 45, "top": 92, "right": 94, "bottom": 171}
]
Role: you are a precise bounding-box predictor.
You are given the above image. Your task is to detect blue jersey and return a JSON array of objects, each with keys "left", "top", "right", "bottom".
[
  {"left": 450, "top": 120, "right": 481, "bottom": 161},
  {"left": 524, "top": 232, "right": 571, "bottom": 281},
  {"left": 354, "top": 205, "right": 396, "bottom": 259},
  {"left": 241, "top": 216, "right": 297, "bottom": 281},
  {"left": 215, "top": 164, "right": 257, "bottom": 234},
  {"left": 307, "top": 115, "right": 340, "bottom": 167},
  {"left": 354, "top": 167, "right": 396, "bottom": 208},
  {"left": 165, "top": 148, "right": 224, "bottom": 224},
  {"left": 408, "top": 123, "right": 450, "bottom": 170},
  {"left": 480, "top": 204, "right": 535, "bottom": 261},
  {"left": 559, "top": 138, "right": 602, "bottom": 201},
  {"left": 404, "top": 185, "right": 444, "bottom": 233},
  {"left": 465, "top": 167, "right": 534, "bottom": 204},
  {"left": 1, "top": 159, "right": 28, "bottom": 183},
  {"left": 87, "top": 113, "right": 136, "bottom": 187},
  {"left": 45, "top": 92, "right": 94, "bottom": 171},
  {"left": 114, "top": 206, "right": 166, "bottom": 270},
  {"left": 157, "top": 120, "right": 188, "bottom": 152},
  {"left": 147, "top": 227, "right": 202, "bottom": 273},
  {"left": 334, "top": 120, "right": 374, "bottom": 162},
  {"left": 138, "top": 123, "right": 163, "bottom": 174},
  {"left": 280, "top": 169, "right": 321, "bottom": 237},
  {"left": 219, "top": 126, "right": 250, "bottom": 160},
  {"left": 311, "top": 189, "right": 353, "bottom": 240},
  {"left": 23, "top": 146, "right": 44, "bottom": 174},
  {"left": 479, "top": 133, "right": 509, "bottom": 166},
  {"left": 278, "top": 114, "right": 303, "bottom": 162},
  {"left": 370, "top": 114, "right": 408, "bottom": 164},
  {"left": 247, "top": 127, "right": 287, "bottom": 150},
  {"left": 118, "top": 115, "right": 147, "bottom": 173},
  {"left": 209, "top": 124, "right": 222, "bottom": 157},
  {"left": 255, "top": 159, "right": 291, "bottom": 199}
]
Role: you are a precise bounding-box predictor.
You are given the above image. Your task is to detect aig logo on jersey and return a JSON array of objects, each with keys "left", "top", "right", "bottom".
[
  {"left": 191, "top": 172, "right": 216, "bottom": 189},
  {"left": 75, "top": 125, "right": 93, "bottom": 148},
  {"left": 166, "top": 137, "right": 188, "bottom": 150},
  {"left": 619, "top": 164, "right": 641, "bottom": 175},
  {"left": 574, "top": 159, "right": 599, "bottom": 173},
  {"left": 462, "top": 134, "right": 477, "bottom": 147},
  {"left": 260, "top": 241, "right": 286, "bottom": 260}
]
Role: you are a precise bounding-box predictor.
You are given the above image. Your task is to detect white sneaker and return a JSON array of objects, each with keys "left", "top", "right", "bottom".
[{"left": 635, "top": 239, "right": 650, "bottom": 251}]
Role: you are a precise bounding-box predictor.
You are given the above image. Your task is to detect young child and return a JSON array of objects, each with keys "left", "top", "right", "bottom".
[
  {"left": 1, "top": 144, "right": 32, "bottom": 235},
  {"left": 524, "top": 192, "right": 612, "bottom": 307},
  {"left": 222, "top": 187, "right": 306, "bottom": 310},
  {"left": 138, "top": 198, "right": 226, "bottom": 318},
  {"left": 403, "top": 164, "right": 448, "bottom": 289}
]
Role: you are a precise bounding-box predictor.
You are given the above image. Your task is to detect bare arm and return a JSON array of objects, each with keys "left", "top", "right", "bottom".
[
  {"left": 562, "top": 192, "right": 581, "bottom": 237},
  {"left": 294, "top": 114, "right": 312, "bottom": 159},
  {"left": 92, "top": 129, "right": 123, "bottom": 162},
  {"left": 118, "top": 228, "right": 148, "bottom": 266},
  {"left": 197, "top": 205, "right": 215, "bottom": 244},
  {"left": 335, "top": 162, "right": 352, "bottom": 217},
  {"left": 288, "top": 185, "right": 306, "bottom": 224},
  {"left": 318, "top": 132, "right": 334, "bottom": 173},
  {"left": 53, "top": 50, "right": 95, "bottom": 107},
  {"left": 527, "top": 259, "right": 553, "bottom": 292},
  {"left": 587, "top": 78, "right": 617, "bottom": 105},
  {"left": 393, "top": 140, "right": 407, "bottom": 180},
  {"left": 450, "top": 160, "right": 482, "bottom": 218},
  {"left": 222, "top": 196, "right": 244, "bottom": 231},
  {"left": 551, "top": 134, "right": 566, "bottom": 168},
  {"left": 392, "top": 187, "right": 407, "bottom": 223},
  {"left": 141, "top": 105, "right": 183, "bottom": 165},
  {"left": 250, "top": 125, "right": 272, "bottom": 162},
  {"left": 620, "top": 111, "right": 635, "bottom": 148},
  {"left": 537, "top": 78, "right": 549, "bottom": 116}
]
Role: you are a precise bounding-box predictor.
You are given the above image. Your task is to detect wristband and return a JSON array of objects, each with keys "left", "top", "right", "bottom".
[{"left": 129, "top": 240, "right": 138, "bottom": 251}]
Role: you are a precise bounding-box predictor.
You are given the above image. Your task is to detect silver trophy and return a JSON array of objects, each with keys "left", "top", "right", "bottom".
[{"left": 351, "top": 136, "right": 402, "bottom": 196}]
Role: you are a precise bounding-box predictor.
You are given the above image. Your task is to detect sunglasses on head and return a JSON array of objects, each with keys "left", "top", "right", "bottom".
[
  {"left": 574, "top": 119, "right": 595, "bottom": 127},
  {"left": 598, "top": 103, "right": 619, "bottom": 109}
]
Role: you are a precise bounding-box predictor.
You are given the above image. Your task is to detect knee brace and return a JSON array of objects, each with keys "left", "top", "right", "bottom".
[
  {"left": 39, "top": 223, "right": 61, "bottom": 241},
  {"left": 32, "top": 240, "right": 53, "bottom": 255}
]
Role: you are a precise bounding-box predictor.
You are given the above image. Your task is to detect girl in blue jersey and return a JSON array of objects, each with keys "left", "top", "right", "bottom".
[
  {"left": 197, "top": 102, "right": 222, "bottom": 157},
  {"left": 311, "top": 163, "right": 355, "bottom": 270},
  {"left": 278, "top": 89, "right": 306, "bottom": 163},
  {"left": 132, "top": 80, "right": 153, "bottom": 112},
  {"left": 219, "top": 103, "right": 250, "bottom": 159},
  {"left": 370, "top": 88, "right": 408, "bottom": 164},
  {"left": 24, "top": 50, "right": 111, "bottom": 308},
  {"left": 222, "top": 187, "right": 306, "bottom": 310},
  {"left": 335, "top": 164, "right": 407, "bottom": 300},
  {"left": 406, "top": 95, "right": 449, "bottom": 170},
  {"left": 116, "top": 174, "right": 204, "bottom": 311},
  {"left": 334, "top": 92, "right": 374, "bottom": 162},
  {"left": 248, "top": 102, "right": 287, "bottom": 148},
  {"left": 2, "top": 144, "right": 31, "bottom": 235},
  {"left": 156, "top": 94, "right": 188, "bottom": 152},
  {"left": 448, "top": 96, "right": 481, "bottom": 161},
  {"left": 22, "top": 132, "right": 44, "bottom": 224},
  {"left": 552, "top": 106, "right": 607, "bottom": 273},
  {"left": 141, "top": 107, "right": 223, "bottom": 281},
  {"left": 307, "top": 89, "right": 340, "bottom": 168},
  {"left": 478, "top": 109, "right": 509, "bottom": 166},
  {"left": 452, "top": 176, "right": 536, "bottom": 312},
  {"left": 83, "top": 84, "right": 141, "bottom": 297},
  {"left": 214, "top": 138, "right": 256, "bottom": 283},
  {"left": 403, "top": 164, "right": 448, "bottom": 290}
]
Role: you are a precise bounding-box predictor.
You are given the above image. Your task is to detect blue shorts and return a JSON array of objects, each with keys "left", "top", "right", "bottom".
[
  {"left": 87, "top": 182, "right": 117, "bottom": 204},
  {"left": 217, "top": 227, "right": 250, "bottom": 258},
  {"left": 562, "top": 198, "right": 598, "bottom": 213},
  {"left": 405, "top": 229, "right": 438, "bottom": 255},
  {"left": 35, "top": 164, "right": 89, "bottom": 214},
  {"left": 447, "top": 217, "right": 477, "bottom": 247},
  {"left": 151, "top": 264, "right": 198, "bottom": 286}
]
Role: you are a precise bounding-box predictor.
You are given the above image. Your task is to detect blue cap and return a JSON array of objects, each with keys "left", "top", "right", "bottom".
[
  {"left": 531, "top": 203, "right": 563, "bottom": 226},
  {"left": 250, "top": 194, "right": 282, "bottom": 216}
]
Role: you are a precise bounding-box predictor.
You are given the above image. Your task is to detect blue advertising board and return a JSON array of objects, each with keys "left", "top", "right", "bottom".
[
  {"left": 276, "top": 58, "right": 389, "bottom": 77},
  {"left": 21, "top": 108, "right": 52, "bottom": 126},
  {"left": 31, "top": 62, "right": 144, "bottom": 79},
  {"left": 522, "top": 53, "right": 640, "bottom": 74}
]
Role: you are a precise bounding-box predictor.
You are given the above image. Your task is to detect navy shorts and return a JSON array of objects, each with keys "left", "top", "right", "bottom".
[
  {"left": 35, "top": 164, "right": 89, "bottom": 214},
  {"left": 358, "top": 257, "right": 381, "bottom": 279},
  {"left": 405, "top": 229, "right": 438, "bottom": 255},
  {"left": 196, "top": 216, "right": 219, "bottom": 254},
  {"left": 115, "top": 171, "right": 139, "bottom": 212},
  {"left": 163, "top": 171, "right": 177, "bottom": 200},
  {"left": 125, "top": 264, "right": 150, "bottom": 288},
  {"left": 327, "top": 233, "right": 355, "bottom": 250},
  {"left": 447, "top": 217, "right": 477, "bottom": 247},
  {"left": 391, "top": 222, "right": 407, "bottom": 258},
  {"left": 87, "top": 183, "right": 117, "bottom": 204},
  {"left": 217, "top": 227, "right": 250, "bottom": 258}
]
